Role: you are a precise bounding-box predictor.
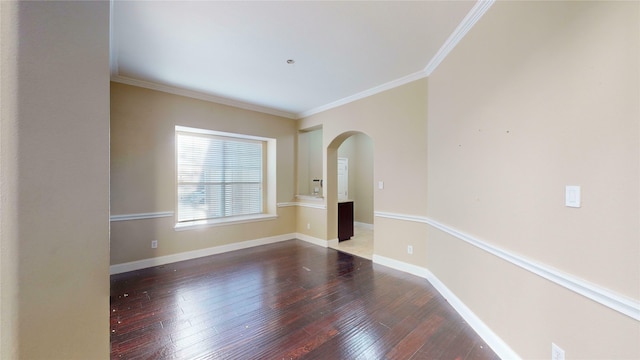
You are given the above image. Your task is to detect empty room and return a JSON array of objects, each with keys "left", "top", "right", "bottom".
[{"left": 1, "top": 1, "right": 639, "bottom": 359}]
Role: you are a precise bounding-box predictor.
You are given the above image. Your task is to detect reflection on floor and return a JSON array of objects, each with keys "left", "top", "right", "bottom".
[{"left": 330, "top": 224, "right": 373, "bottom": 260}]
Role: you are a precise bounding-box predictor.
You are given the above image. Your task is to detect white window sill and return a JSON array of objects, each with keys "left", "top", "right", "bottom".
[
  {"left": 174, "top": 213, "right": 278, "bottom": 231},
  {"left": 295, "top": 194, "right": 324, "bottom": 201}
]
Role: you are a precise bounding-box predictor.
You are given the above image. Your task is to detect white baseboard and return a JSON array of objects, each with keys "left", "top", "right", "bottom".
[
  {"left": 110, "top": 233, "right": 296, "bottom": 274},
  {"left": 295, "top": 233, "right": 330, "bottom": 248},
  {"left": 423, "top": 269, "right": 521, "bottom": 359},
  {"left": 327, "top": 238, "right": 339, "bottom": 247},
  {"left": 372, "top": 254, "right": 520, "bottom": 360},
  {"left": 372, "top": 254, "right": 430, "bottom": 279}
]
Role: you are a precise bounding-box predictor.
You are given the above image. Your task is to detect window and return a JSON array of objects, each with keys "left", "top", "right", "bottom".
[{"left": 176, "top": 126, "right": 274, "bottom": 226}]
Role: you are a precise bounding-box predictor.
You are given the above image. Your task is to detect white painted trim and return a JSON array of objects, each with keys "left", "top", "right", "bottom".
[
  {"left": 110, "top": 233, "right": 296, "bottom": 274},
  {"left": 327, "top": 238, "right": 339, "bottom": 248},
  {"left": 372, "top": 254, "right": 519, "bottom": 359},
  {"left": 277, "top": 202, "right": 327, "bottom": 210},
  {"left": 424, "top": 0, "right": 495, "bottom": 75},
  {"left": 354, "top": 222, "right": 374, "bottom": 230},
  {"left": 110, "top": 211, "right": 174, "bottom": 222},
  {"left": 424, "top": 267, "right": 522, "bottom": 359},
  {"left": 111, "top": 75, "right": 297, "bottom": 119},
  {"left": 299, "top": 70, "right": 427, "bottom": 119},
  {"left": 374, "top": 211, "right": 428, "bottom": 224},
  {"left": 374, "top": 211, "right": 640, "bottom": 321},
  {"left": 295, "top": 194, "right": 325, "bottom": 201},
  {"left": 276, "top": 202, "right": 298, "bottom": 208},
  {"left": 372, "top": 254, "right": 430, "bottom": 279},
  {"left": 295, "top": 233, "right": 329, "bottom": 248},
  {"left": 298, "top": 0, "right": 495, "bottom": 119}
]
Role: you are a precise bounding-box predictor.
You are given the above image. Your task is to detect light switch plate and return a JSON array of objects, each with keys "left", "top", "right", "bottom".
[
  {"left": 378, "top": 181, "right": 384, "bottom": 190},
  {"left": 551, "top": 343, "right": 565, "bottom": 360},
  {"left": 565, "top": 186, "right": 581, "bottom": 208}
]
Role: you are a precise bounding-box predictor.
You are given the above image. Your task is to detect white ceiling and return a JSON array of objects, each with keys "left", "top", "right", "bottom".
[{"left": 111, "top": 1, "right": 489, "bottom": 119}]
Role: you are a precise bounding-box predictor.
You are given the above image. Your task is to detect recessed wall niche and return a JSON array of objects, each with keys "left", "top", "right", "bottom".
[{"left": 297, "top": 127, "right": 323, "bottom": 197}]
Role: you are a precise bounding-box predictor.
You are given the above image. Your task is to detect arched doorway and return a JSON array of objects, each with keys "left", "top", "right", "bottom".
[{"left": 326, "top": 131, "right": 374, "bottom": 259}]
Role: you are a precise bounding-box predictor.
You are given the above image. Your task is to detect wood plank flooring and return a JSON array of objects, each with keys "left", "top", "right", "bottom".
[{"left": 110, "top": 240, "right": 499, "bottom": 359}]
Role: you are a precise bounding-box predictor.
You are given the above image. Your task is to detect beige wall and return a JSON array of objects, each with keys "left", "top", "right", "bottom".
[
  {"left": 110, "top": 83, "right": 298, "bottom": 265},
  {"left": 1, "top": 1, "right": 110, "bottom": 358},
  {"left": 295, "top": 1, "right": 639, "bottom": 358},
  {"left": 300, "top": 79, "right": 428, "bottom": 257},
  {"left": 4, "top": 1, "right": 631, "bottom": 358},
  {"left": 427, "top": 1, "right": 639, "bottom": 358}
]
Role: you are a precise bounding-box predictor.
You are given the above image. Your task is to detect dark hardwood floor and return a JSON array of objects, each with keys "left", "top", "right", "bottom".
[{"left": 110, "top": 240, "right": 499, "bottom": 360}]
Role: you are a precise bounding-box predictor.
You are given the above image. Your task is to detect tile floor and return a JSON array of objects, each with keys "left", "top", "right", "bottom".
[{"left": 329, "top": 224, "right": 373, "bottom": 259}]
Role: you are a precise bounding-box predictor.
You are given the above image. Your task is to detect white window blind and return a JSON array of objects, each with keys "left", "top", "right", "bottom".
[{"left": 176, "top": 129, "right": 263, "bottom": 223}]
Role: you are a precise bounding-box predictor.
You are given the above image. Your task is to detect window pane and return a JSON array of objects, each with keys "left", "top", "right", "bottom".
[{"left": 177, "top": 129, "right": 263, "bottom": 223}]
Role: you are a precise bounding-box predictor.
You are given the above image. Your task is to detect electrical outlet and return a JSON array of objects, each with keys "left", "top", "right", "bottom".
[
  {"left": 551, "top": 343, "right": 565, "bottom": 360},
  {"left": 307, "top": 223, "right": 311, "bottom": 230},
  {"left": 407, "top": 245, "right": 413, "bottom": 255},
  {"left": 151, "top": 240, "right": 158, "bottom": 249}
]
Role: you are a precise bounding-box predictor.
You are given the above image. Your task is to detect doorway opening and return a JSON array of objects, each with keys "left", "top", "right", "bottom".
[{"left": 327, "top": 132, "right": 374, "bottom": 259}]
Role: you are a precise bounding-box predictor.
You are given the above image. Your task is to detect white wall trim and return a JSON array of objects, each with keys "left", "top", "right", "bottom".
[
  {"left": 424, "top": 0, "right": 495, "bottom": 75},
  {"left": 110, "top": 211, "right": 174, "bottom": 222},
  {"left": 278, "top": 202, "right": 327, "bottom": 210},
  {"left": 111, "top": 75, "right": 297, "bottom": 119},
  {"left": 372, "top": 254, "right": 520, "bottom": 360},
  {"left": 298, "top": 0, "right": 495, "bottom": 119},
  {"left": 295, "top": 233, "right": 330, "bottom": 248},
  {"left": 423, "top": 267, "right": 522, "bottom": 359},
  {"left": 110, "top": 233, "right": 296, "bottom": 274},
  {"left": 277, "top": 202, "right": 298, "bottom": 208},
  {"left": 299, "top": 70, "right": 427, "bottom": 119},
  {"left": 374, "top": 211, "right": 640, "bottom": 321},
  {"left": 372, "top": 254, "right": 431, "bottom": 279},
  {"left": 374, "top": 211, "right": 428, "bottom": 224}
]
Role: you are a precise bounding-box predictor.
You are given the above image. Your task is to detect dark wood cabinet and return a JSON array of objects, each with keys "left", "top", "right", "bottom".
[{"left": 338, "top": 201, "right": 354, "bottom": 241}]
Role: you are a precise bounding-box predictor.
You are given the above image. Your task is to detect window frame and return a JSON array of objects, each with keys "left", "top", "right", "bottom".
[{"left": 174, "top": 125, "right": 277, "bottom": 230}]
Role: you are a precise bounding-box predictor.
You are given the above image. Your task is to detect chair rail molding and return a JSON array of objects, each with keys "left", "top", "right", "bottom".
[
  {"left": 374, "top": 211, "right": 640, "bottom": 321},
  {"left": 110, "top": 211, "right": 174, "bottom": 222}
]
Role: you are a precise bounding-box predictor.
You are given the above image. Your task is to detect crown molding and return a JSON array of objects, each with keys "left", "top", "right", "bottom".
[
  {"left": 424, "top": 0, "right": 495, "bottom": 75},
  {"left": 298, "top": 70, "right": 428, "bottom": 119},
  {"left": 109, "top": 1, "right": 494, "bottom": 120},
  {"left": 298, "top": 0, "right": 495, "bottom": 119},
  {"left": 110, "top": 75, "right": 298, "bottom": 119}
]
